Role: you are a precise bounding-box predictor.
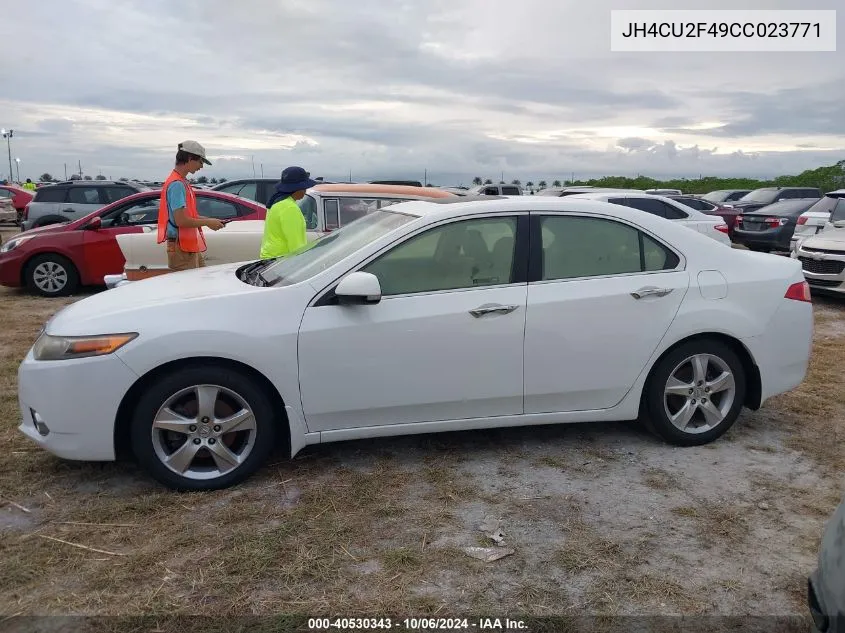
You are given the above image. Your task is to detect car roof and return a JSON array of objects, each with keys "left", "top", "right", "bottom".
[
  {"left": 563, "top": 191, "right": 653, "bottom": 199},
  {"left": 751, "top": 198, "right": 819, "bottom": 210},
  {"left": 310, "top": 183, "right": 454, "bottom": 197},
  {"left": 387, "top": 194, "right": 693, "bottom": 225}
]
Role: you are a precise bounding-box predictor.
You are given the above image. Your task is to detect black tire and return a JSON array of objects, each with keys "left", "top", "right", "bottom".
[
  {"left": 24, "top": 253, "right": 80, "bottom": 297},
  {"left": 130, "top": 364, "right": 278, "bottom": 491},
  {"left": 642, "top": 339, "right": 746, "bottom": 446}
]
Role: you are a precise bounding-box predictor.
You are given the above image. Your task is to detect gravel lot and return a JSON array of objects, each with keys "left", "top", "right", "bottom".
[{"left": 0, "top": 225, "right": 842, "bottom": 631}]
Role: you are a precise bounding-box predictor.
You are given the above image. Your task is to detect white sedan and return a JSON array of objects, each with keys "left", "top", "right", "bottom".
[
  {"left": 568, "top": 191, "right": 732, "bottom": 245},
  {"left": 18, "top": 196, "right": 813, "bottom": 490}
]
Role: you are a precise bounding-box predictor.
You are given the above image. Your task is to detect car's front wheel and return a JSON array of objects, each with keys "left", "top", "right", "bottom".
[
  {"left": 642, "top": 340, "right": 747, "bottom": 446},
  {"left": 25, "top": 253, "right": 80, "bottom": 297},
  {"left": 130, "top": 365, "right": 278, "bottom": 491}
]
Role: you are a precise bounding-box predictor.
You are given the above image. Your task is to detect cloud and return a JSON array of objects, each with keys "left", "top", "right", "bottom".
[{"left": 0, "top": 0, "right": 843, "bottom": 183}]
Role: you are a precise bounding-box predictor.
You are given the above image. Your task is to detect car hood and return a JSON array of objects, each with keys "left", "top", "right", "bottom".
[
  {"left": 801, "top": 228, "right": 845, "bottom": 251},
  {"left": 46, "top": 262, "right": 263, "bottom": 335},
  {"left": 15, "top": 222, "right": 71, "bottom": 239}
]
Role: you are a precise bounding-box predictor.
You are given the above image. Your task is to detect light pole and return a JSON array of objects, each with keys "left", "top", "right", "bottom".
[
  {"left": 1, "top": 129, "right": 13, "bottom": 183},
  {"left": 14, "top": 158, "right": 20, "bottom": 182}
]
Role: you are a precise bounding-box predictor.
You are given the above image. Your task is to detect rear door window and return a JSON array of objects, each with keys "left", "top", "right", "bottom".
[
  {"left": 196, "top": 196, "right": 241, "bottom": 219},
  {"left": 68, "top": 187, "right": 101, "bottom": 205},
  {"left": 502, "top": 187, "right": 520, "bottom": 195},
  {"left": 103, "top": 187, "right": 139, "bottom": 203}
]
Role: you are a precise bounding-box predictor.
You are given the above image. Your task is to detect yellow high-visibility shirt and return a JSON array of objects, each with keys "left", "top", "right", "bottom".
[{"left": 259, "top": 196, "right": 307, "bottom": 259}]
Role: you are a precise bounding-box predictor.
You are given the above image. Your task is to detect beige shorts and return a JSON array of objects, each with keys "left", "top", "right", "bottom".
[{"left": 166, "top": 240, "right": 206, "bottom": 271}]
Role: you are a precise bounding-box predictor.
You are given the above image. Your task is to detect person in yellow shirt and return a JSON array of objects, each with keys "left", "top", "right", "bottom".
[
  {"left": 259, "top": 166, "right": 318, "bottom": 260},
  {"left": 23, "top": 178, "right": 36, "bottom": 191}
]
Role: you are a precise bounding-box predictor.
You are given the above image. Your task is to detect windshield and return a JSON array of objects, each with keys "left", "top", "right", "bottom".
[
  {"left": 739, "top": 189, "right": 778, "bottom": 203},
  {"left": 700, "top": 191, "right": 727, "bottom": 202},
  {"left": 259, "top": 209, "right": 418, "bottom": 286},
  {"left": 804, "top": 195, "right": 844, "bottom": 216}
]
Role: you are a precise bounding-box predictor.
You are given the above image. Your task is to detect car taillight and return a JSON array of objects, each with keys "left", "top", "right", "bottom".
[
  {"left": 736, "top": 215, "right": 743, "bottom": 225},
  {"left": 23, "top": 203, "right": 30, "bottom": 220},
  {"left": 784, "top": 281, "right": 811, "bottom": 302},
  {"left": 714, "top": 224, "right": 729, "bottom": 233},
  {"left": 797, "top": 216, "right": 807, "bottom": 225},
  {"left": 765, "top": 217, "right": 787, "bottom": 228}
]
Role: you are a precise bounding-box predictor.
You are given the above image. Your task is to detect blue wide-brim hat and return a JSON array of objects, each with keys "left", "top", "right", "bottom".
[{"left": 275, "top": 166, "right": 319, "bottom": 193}]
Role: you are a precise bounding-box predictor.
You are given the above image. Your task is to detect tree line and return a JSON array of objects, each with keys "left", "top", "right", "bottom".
[
  {"left": 35, "top": 159, "right": 845, "bottom": 192},
  {"left": 37, "top": 174, "right": 228, "bottom": 184},
  {"left": 470, "top": 159, "right": 845, "bottom": 193}
]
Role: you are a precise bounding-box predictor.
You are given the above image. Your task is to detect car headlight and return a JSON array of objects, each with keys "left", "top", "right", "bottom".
[
  {"left": 0, "top": 235, "right": 35, "bottom": 253},
  {"left": 33, "top": 332, "right": 138, "bottom": 361}
]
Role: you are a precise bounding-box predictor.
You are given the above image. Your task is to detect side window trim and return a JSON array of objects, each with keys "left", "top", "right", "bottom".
[
  {"left": 324, "top": 199, "right": 340, "bottom": 230},
  {"left": 526, "top": 212, "right": 684, "bottom": 284}
]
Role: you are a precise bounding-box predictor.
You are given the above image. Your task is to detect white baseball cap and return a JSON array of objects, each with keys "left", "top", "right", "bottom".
[{"left": 177, "top": 140, "right": 212, "bottom": 165}]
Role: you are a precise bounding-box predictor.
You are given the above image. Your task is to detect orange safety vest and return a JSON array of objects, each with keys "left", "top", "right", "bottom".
[{"left": 156, "top": 169, "right": 207, "bottom": 253}]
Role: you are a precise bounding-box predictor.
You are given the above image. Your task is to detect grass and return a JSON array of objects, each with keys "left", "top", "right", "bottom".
[
  {"left": 692, "top": 503, "right": 751, "bottom": 546},
  {"left": 642, "top": 467, "right": 677, "bottom": 491},
  {"left": 0, "top": 238, "right": 843, "bottom": 617},
  {"left": 554, "top": 516, "right": 647, "bottom": 573},
  {"left": 585, "top": 573, "right": 704, "bottom": 614}
]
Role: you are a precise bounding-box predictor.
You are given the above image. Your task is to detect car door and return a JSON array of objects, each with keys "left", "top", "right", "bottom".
[
  {"left": 82, "top": 197, "right": 158, "bottom": 283},
  {"left": 297, "top": 214, "right": 529, "bottom": 432},
  {"left": 194, "top": 196, "right": 253, "bottom": 265},
  {"left": 523, "top": 213, "right": 689, "bottom": 413}
]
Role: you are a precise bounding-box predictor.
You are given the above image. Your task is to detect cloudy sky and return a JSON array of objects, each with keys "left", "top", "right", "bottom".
[{"left": 1, "top": 0, "right": 843, "bottom": 186}]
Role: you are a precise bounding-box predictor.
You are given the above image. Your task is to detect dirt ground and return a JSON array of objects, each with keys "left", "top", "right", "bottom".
[{"left": 0, "top": 225, "right": 842, "bottom": 630}]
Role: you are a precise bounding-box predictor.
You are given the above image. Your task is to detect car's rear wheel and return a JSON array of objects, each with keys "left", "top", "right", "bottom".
[
  {"left": 642, "top": 340, "right": 746, "bottom": 446},
  {"left": 25, "top": 253, "right": 80, "bottom": 297},
  {"left": 130, "top": 365, "right": 278, "bottom": 491}
]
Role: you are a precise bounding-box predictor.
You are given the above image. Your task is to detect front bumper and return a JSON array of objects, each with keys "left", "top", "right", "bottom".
[
  {"left": 0, "top": 249, "right": 26, "bottom": 287},
  {"left": 796, "top": 247, "right": 845, "bottom": 295},
  {"left": 17, "top": 348, "right": 140, "bottom": 461},
  {"left": 104, "top": 273, "right": 132, "bottom": 289}
]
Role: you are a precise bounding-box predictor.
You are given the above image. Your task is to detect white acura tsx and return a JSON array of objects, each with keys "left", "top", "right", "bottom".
[{"left": 18, "top": 196, "right": 813, "bottom": 490}]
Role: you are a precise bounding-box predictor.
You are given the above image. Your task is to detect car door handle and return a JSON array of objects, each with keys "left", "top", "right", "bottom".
[
  {"left": 469, "top": 303, "right": 519, "bottom": 317},
  {"left": 62, "top": 208, "right": 75, "bottom": 213},
  {"left": 631, "top": 286, "right": 673, "bottom": 299}
]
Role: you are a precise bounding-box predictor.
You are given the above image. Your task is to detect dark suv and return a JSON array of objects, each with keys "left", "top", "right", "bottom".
[
  {"left": 729, "top": 186, "right": 822, "bottom": 213},
  {"left": 22, "top": 181, "right": 149, "bottom": 230}
]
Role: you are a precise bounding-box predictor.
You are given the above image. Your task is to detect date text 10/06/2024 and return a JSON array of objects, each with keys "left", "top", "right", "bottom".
[{"left": 308, "top": 617, "right": 528, "bottom": 631}]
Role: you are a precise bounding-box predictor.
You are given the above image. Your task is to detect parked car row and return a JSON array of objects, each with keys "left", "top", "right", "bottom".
[
  {"left": 0, "top": 184, "right": 455, "bottom": 296},
  {"left": 791, "top": 192, "right": 845, "bottom": 298},
  {"left": 0, "top": 190, "right": 268, "bottom": 296}
]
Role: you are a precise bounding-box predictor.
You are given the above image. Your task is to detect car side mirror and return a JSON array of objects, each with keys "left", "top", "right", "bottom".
[
  {"left": 83, "top": 216, "right": 102, "bottom": 230},
  {"left": 335, "top": 271, "right": 381, "bottom": 305}
]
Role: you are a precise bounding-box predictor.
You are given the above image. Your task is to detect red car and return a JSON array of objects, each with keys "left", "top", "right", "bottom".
[
  {"left": 0, "top": 184, "right": 35, "bottom": 224},
  {"left": 0, "top": 189, "right": 266, "bottom": 297}
]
